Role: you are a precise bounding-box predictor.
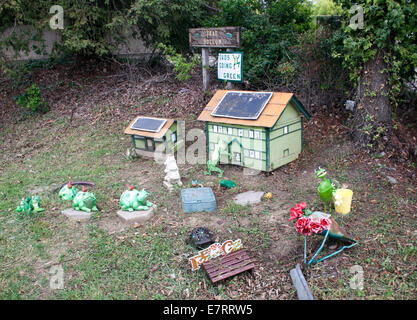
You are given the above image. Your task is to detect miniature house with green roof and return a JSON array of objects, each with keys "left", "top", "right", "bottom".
[
  {"left": 124, "top": 116, "right": 178, "bottom": 157},
  {"left": 197, "top": 90, "right": 311, "bottom": 172}
]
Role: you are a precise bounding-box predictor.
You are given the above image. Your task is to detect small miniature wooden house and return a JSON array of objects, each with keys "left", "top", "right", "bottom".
[
  {"left": 197, "top": 90, "right": 311, "bottom": 172},
  {"left": 124, "top": 116, "right": 178, "bottom": 157}
]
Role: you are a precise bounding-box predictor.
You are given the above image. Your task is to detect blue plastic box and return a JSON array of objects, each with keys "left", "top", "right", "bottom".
[{"left": 181, "top": 187, "right": 217, "bottom": 213}]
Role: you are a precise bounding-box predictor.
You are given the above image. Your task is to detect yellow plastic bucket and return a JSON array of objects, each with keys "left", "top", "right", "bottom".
[{"left": 333, "top": 189, "right": 353, "bottom": 215}]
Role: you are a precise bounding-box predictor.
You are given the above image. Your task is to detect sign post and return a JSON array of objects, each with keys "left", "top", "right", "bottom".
[
  {"left": 189, "top": 27, "right": 241, "bottom": 91},
  {"left": 226, "top": 48, "right": 233, "bottom": 89},
  {"left": 202, "top": 48, "right": 210, "bottom": 91}
]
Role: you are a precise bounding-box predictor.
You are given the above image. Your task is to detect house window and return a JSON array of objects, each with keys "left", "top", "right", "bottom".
[
  {"left": 213, "top": 125, "right": 218, "bottom": 133},
  {"left": 254, "top": 131, "right": 260, "bottom": 139},
  {"left": 249, "top": 150, "right": 255, "bottom": 158},
  {"left": 255, "top": 151, "right": 260, "bottom": 159},
  {"left": 228, "top": 127, "right": 233, "bottom": 135},
  {"left": 134, "top": 137, "right": 146, "bottom": 149},
  {"left": 211, "top": 142, "right": 218, "bottom": 151},
  {"left": 234, "top": 152, "right": 241, "bottom": 163},
  {"left": 238, "top": 129, "right": 243, "bottom": 137},
  {"left": 171, "top": 132, "right": 177, "bottom": 143},
  {"left": 283, "top": 126, "right": 289, "bottom": 134},
  {"left": 218, "top": 126, "right": 223, "bottom": 134},
  {"left": 249, "top": 130, "right": 254, "bottom": 138}
]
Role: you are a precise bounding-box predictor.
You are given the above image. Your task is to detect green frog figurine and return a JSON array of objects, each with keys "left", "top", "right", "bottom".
[
  {"left": 59, "top": 181, "right": 79, "bottom": 201},
  {"left": 120, "top": 184, "right": 153, "bottom": 211},
  {"left": 16, "top": 195, "right": 45, "bottom": 216},
  {"left": 315, "top": 167, "right": 338, "bottom": 213},
  {"left": 72, "top": 186, "right": 98, "bottom": 213}
]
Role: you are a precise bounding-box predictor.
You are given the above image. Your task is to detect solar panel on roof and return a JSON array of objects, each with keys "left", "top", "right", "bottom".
[
  {"left": 210, "top": 91, "right": 273, "bottom": 120},
  {"left": 130, "top": 117, "right": 167, "bottom": 133}
]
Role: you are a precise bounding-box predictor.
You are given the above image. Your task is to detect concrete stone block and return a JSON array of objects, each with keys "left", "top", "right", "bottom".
[
  {"left": 233, "top": 191, "right": 264, "bottom": 205},
  {"left": 117, "top": 205, "right": 156, "bottom": 224},
  {"left": 62, "top": 208, "right": 93, "bottom": 221}
]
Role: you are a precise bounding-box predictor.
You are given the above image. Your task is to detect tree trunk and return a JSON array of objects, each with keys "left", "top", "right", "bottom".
[{"left": 353, "top": 49, "right": 391, "bottom": 150}]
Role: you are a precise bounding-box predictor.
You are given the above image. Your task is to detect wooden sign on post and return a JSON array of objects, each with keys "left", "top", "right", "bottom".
[
  {"left": 189, "top": 27, "right": 241, "bottom": 90},
  {"left": 189, "top": 27, "right": 241, "bottom": 48}
]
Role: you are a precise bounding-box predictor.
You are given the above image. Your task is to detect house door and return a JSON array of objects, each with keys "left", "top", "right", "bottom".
[
  {"left": 229, "top": 140, "right": 242, "bottom": 166},
  {"left": 146, "top": 138, "right": 155, "bottom": 151},
  {"left": 233, "top": 152, "right": 241, "bottom": 165}
]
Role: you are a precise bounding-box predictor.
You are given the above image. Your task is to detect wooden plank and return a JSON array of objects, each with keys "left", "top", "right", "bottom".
[
  {"left": 205, "top": 90, "right": 227, "bottom": 108},
  {"left": 211, "top": 263, "right": 255, "bottom": 283},
  {"left": 206, "top": 261, "right": 255, "bottom": 283},
  {"left": 202, "top": 249, "right": 255, "bottom": 284},
  {"left": 203, "top": 248, "right": 249, "bottom": 268},
  {"left": 268, "top": 92, "right": 294, "bottom": 104},
  {"left": 206, "top": 259, "right": 255, "bottom": 278},
  {"left": 189, "top": 27, "right": 241, "bottom": 48},
  {"left": 203, "top": 250, "right": 250, "bottom": 271}
]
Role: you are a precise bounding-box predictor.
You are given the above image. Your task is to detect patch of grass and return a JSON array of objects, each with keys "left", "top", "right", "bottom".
[
  {"left": 27, "top": 220, "right": 53, "bottom": 241},
  {"left": 53, "top": 225, "right": 201, "bottom": 299},
  {"left": 231, "top": 224, "right": 272, "bottom": 249},
  {"left": 220, "top": 201, "right": 250, "bottom": 218}
]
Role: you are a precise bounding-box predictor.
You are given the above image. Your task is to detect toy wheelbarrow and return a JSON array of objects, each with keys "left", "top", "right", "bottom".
[{"left": 304, "top": 212, "right": 358, "bottom": 267}]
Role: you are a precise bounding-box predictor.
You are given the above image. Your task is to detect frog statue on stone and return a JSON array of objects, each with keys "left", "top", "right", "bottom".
[
  {"left": 120, "top": 184, "right": 153, "bottom": 211},
  {"left": 72, "top": 186, "right": 98, "bottom": 212},
  {"left": 59, "top": 181, "right": 79, "bottom": 201}
]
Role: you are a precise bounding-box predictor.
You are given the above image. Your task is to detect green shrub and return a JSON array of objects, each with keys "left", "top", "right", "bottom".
[
  {"left": 158, "top": 44, "right": 199, "bottom": 82},
  {"left": 202, "top": 0, "right": 313, "bottom": 88},
  {"left": 15, "top": 84, "right": 47, "bottom": 113}
]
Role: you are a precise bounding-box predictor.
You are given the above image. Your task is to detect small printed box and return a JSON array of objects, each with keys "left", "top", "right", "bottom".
[{"left": 181, "top": 187, "right": 217, "bottom": 213}]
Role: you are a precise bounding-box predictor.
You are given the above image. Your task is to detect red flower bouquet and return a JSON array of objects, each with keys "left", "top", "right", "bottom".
[
  {"left": 289, "top": 202, "right": 331, "bottom": 236},
  {"left": 295, "top": 217, "right": 312, "bottom": 236},
  {"left": 289, "top": 201, "right": 357, "bottom": 267}
]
